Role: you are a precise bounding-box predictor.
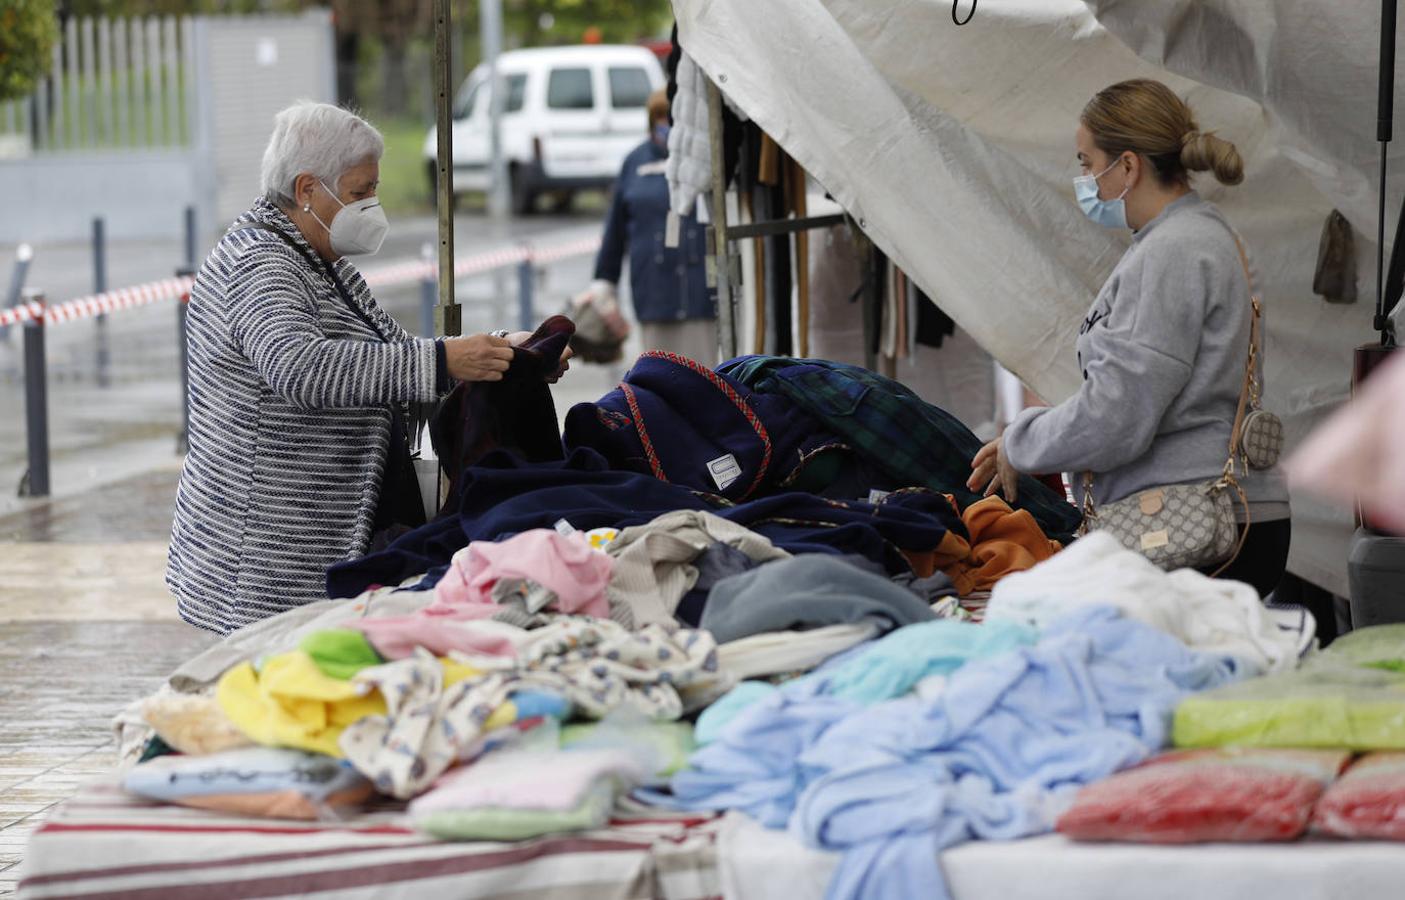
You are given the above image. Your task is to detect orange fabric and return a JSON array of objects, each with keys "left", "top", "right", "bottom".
[
  {"left": 938, "top": 495, "right": 1062, "bottom": 595},
  {"left": 897, "top": 495, "right": 970, "bottom": 578},
  {"left": 902, "top": 530, "right": 971, "bottom": 579},
  {"left": 179, "top": 785, "right": 374, "bottom": 820}
]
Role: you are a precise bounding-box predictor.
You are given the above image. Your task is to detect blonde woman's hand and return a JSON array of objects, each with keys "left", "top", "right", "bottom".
[{"left": 968, "top": 434, "right": 1019, "bottom": 503}]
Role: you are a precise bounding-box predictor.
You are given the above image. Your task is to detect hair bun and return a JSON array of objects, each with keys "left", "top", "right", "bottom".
[{"left": 1180, "top": 130, "right": 1244, "bottom": 186}]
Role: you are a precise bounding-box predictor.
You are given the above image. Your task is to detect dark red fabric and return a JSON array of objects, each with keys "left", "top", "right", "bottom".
[
  {"left": 1057, "top": 748, "right": 1349, "bottom": 844},
  {"left": 429, "top": 316, "right": 574, "bottom": 516},
  {"left": 1313, "top": 752, "right": 1405, "bottom": 840}
]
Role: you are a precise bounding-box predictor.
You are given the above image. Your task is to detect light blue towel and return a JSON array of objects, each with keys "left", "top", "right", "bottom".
[
  {"left": 671, "top": 678, "right": 856, "bottom": 828},
  {"left": 693, "top": 619, "right": 1037, "bottom": 745},
  {"left": 695, "top": 681, "right": 781, "bottom": 746},
  {"left": 819, "top": 618, "right": 1036, "bottom": 705},
  {"left": 670, "top": 606, "right": 1243, "bottom": 900}
]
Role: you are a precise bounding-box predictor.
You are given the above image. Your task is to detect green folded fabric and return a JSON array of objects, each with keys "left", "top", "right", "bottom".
[
  {"left": 298, "top": 629, "right": 384, "bottom": 680},
  {"left": 1320, "top": 624, "right": 1405, "bottom": 673},
  {"left": 415, "top": 781, "right": 614, "bottom": 841},
  {"left": 560, "top": 720, "right": 696, "bottom": 777},
  {"left": 1173, "top": 663, "right": 1405, "bottom": 750}
]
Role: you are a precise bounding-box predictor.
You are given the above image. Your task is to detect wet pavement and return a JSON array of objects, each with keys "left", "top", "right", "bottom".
[
  {"left": 0, "top": 465, "right": 216, "bottom": 895},
  {"left": 0, "top": 211, "right": 628, "bottom": 895}
]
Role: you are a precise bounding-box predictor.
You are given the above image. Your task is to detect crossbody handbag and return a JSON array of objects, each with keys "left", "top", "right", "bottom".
[{"left": 1080, "top": 235, "right": 1280, "bottom": 573}]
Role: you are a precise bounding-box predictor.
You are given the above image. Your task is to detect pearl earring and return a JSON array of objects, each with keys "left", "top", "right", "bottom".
[{"left": 303, "top": 204, "right": 311, "bottom": 212}]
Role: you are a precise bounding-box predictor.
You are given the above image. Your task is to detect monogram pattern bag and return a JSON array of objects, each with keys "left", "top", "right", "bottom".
[
  {"left": 1080, "top": 235, "right": 1267, "bottom": 573},
  {"left": 1084, "top": 477, "right": 1242, "bottom": 571},
  {"left": 1232, "top": 245, "right": 1285, "bottom": 470},
  {"left": 1242, "top": 409, "right": 1284, "bottom": 469}
]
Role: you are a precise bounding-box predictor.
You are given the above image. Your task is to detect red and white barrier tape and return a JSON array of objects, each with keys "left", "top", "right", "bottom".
[
  {"left": 47, "top": 276, "right": 196, "bottom": 325},
  {"left": 0, "top": 235, "right": 600, "bottom": 329},
  {"left": 530, "top": 236, "right": 604, "bottom": 265},
  {"left": 0, "top": 300, "right": 45, "bottom": 328},
  {"left": 0, "top": 277, "right": 195, "bottom": 329}
]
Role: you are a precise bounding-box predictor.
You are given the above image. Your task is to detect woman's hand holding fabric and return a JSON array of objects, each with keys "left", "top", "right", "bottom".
[
  {"left": 968, "top": 434, "right": 1020, "bottom": 503},
  {"left": 506, "top": 330, "right": 574, "bottom": 383},
  {"left": 444, "top": 334, "right": 514, "bottom": 382}
]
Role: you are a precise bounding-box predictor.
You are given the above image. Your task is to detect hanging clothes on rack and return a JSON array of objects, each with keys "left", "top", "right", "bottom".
[
  {"left": 736, "top": 122, "right": 768, "bottom": 355},
  {"left": 914, "top": 284, "right": 957, "bottom": 349},
  {"left": 752, "top": 133, "right": 791, "bottom": 357},
  {"left": 663, "top": 41, "right": 747, "bottom": 226},
  {"left": 789, "top": 155, "right": 812, "bottom": 358},
  {"left": 893, "top": 267, "right": 909, "bottom": 361}
]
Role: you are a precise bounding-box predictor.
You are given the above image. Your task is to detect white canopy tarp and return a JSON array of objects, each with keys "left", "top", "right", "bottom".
[{"left": 673, "top": 0, "right": 1404, "bottom": 595}]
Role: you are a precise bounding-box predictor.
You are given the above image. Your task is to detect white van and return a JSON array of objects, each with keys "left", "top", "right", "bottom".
[{"left": 424, "top": 45, "right": 666, "bottom": 214}]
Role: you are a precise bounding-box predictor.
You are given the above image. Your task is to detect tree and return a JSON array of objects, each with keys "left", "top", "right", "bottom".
[
  {"left": 374, "top": 0, "right": 433, "bottom": 115},
  {"left": 0, "top": 0, "right": 60, "bottom": 103},
  {"left": 503, "top": 0, "right": 671, "bottom": 45}
]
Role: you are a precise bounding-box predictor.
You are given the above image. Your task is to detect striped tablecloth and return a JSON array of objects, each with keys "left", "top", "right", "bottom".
[{"left": 18, "top": 779, "right": 721, "bottom": 900}]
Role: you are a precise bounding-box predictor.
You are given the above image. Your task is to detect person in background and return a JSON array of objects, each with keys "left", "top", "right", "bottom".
[
  {"left": 967, "top": 79, "right": 1291, "bottom": 598},
  {"left": 580, "top": 89, "right": 718, "bottom": 363},
  {"left": 168, "top": 101, "right": 568, "bottom": 636}
]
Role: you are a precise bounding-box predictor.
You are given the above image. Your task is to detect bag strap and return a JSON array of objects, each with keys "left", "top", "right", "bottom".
[
  {"left": 1081, "top": 233, "right": 1262, "bottom": 559},
  {"left": 234, "top": 221, "right": 390, "bottom": 344},
  {"left": 1205, "top": 235, "right": 1263, "bottom": 577},
  {"left": 233, "top": 220, "right": 429, "bottom": 444},
  {"left": 1227, "top": 235, "right": 1263, "bottom": 467}
]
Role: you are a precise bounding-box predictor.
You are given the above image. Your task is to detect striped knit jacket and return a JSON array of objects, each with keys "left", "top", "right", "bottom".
[{"left": 168, "top": 198, "right": 442, "bottom": 635}]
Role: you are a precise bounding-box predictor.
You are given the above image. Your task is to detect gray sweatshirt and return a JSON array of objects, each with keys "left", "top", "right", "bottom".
[{"left": 1004, "top": 192, "right": 1289, "bottom": 521}]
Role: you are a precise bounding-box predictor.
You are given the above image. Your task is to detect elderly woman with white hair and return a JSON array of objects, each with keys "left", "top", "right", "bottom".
[{"left": 167, "top": 102, "right": 568, "bottom": 635}]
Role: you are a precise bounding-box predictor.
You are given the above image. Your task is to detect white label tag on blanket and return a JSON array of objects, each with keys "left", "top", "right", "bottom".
[
  {"left": 867, "top": 489, "right": 891, "bottom": 504},
  {"left": 707, "top": 454, "right": 742, "bottom": 491},
  {"left": 554, "top": 518, "right": 577, "bottom": 536},
  {"left": 665, "top": 211, "right": 682, "bottom": 248}
]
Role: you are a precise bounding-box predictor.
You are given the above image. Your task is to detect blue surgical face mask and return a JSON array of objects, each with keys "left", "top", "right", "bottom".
[
  {"left": 653, "top": 124, "right": 671, "bottom": 146},
  {"left": 1073, "top": 158, "right": 1129, "bottom": 230}
]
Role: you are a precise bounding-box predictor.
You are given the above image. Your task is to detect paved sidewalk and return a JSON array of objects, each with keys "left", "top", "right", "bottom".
[
  {"left": 0, "top": 466, "right": 216, "bottom": 897},
  {"left": 0, "top": 353, "right": 628, "bottom": 898}
]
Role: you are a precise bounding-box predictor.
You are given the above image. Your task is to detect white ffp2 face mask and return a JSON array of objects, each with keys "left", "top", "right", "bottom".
[{"left": 313, "top": 179, "right": 389, "bottom": 256}]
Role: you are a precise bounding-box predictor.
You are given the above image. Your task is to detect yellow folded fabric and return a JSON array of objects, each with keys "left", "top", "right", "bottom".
[{"left": 218, "top": 652, "right": 497, "bottom": 757}]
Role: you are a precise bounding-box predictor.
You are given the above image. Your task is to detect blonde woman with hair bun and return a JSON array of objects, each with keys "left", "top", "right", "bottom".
[{"left": 969, "top": 79, "right": 1291, "bottom": 598}]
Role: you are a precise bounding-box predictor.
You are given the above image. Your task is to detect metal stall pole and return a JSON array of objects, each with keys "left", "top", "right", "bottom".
[
  {"left": 18, "top": 290, "right": 49, "bottom": 498},
  {"left": 432, "top": 0, "right": 460, "bottom": 338},
  {"left": 93, "top": 217, "right": 110, "bottom": 387},
  {"left": 175, "top": 268, "right": 193, "bottom": 454},
  {"left": 2, "top": 243, "right": 33, "bottom": 344},
  {"left": 705, "top": 78, "right": 738, "bottom": 361}
]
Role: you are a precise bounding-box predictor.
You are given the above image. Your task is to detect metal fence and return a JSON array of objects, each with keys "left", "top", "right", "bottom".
[{"left": 0, "top": 15, "right": 193, "bottom": 156}]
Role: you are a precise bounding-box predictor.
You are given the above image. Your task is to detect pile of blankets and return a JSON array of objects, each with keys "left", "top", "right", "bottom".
[{"left": 112, "top": 354, "right": 1334, "bottom": 900}]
